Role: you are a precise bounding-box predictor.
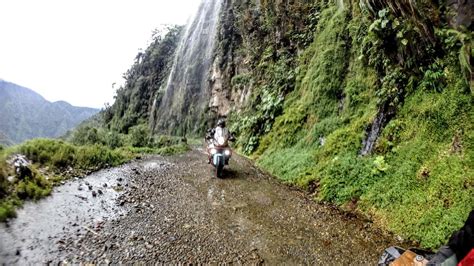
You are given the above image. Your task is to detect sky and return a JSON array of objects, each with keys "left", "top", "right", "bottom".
[{"left": 0, "top": 0, "right": 200, "bottom": 108}]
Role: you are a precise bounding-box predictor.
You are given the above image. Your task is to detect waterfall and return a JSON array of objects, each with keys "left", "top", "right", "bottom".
[
  {"left": 360, "top": 105, "right": 396, "bottom": 156},
  {"left": 150, "top": 0, "right": 223, "bottom": 135},
  {"left": 360, "top": 110, "right": 386, "bottom": 156}
]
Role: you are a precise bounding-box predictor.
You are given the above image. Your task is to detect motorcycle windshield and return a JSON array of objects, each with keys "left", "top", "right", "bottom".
[{"left": 214, "top": 127, "right": 229, "bottom": 146}]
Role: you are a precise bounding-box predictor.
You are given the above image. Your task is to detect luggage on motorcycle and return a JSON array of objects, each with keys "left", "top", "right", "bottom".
[
  {"left": 378, "top": 246, "right": 430, "bottom": 266},
  {"left": 378, "top": 246, "right": 405, "bottom": 265},
  {"left": 391, "top": 250, "right": 428, "bottom": 266}
]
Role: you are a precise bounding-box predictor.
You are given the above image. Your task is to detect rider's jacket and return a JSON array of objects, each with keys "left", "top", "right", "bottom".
[
  {"left": 214, "top": 126, "right": 230, "bottom": 140},
  {"left": 206, "top": 126, "right": 234, "bottom": 146}
]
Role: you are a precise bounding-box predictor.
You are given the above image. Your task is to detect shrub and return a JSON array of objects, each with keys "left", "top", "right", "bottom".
[
  {"left": 149, "top": 135, "right": 184, "bottom": 148},
  {"left": 71, "top": 126, "right": 102, "bottom": 146},
  {"left": 318, "top": 154, "right": 382, "bottom": 204},
  {"left": 16, "top": 178, "right": 51, "bottom": 200},
  {"left": 104, "top": 131, "right": 124, "bottom": 149},
  {"left": 128, "top": 124, "right": 150, "bottom": 147},
  {"left": 75, "top": 144, "right": 129, "bottom": 170},
  {"left": 0, "top": 200, "right": 17, "bottom": 221},
  {"left": 51, "top": 143, "right": 76, "bottom": 168},
  {"left": 17, "top": 139, "right": 130, "bottom": 172},
  {"left": 155, "top": 143, "right": 190, "bottom": 155},
  {"left": 19, "top": 139, "right": 65, "bottom": 164},
  {"left": 14, "top": 167, "right": 52, "bottom": 201},
  {"left": 0, "top": 159, "right": 10, "bottom": 199}
]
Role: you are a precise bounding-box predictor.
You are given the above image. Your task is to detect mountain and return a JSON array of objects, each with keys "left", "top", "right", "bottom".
[
  {"left": 96, "top": 0, "right": 472, "bottom": 249},
  {"left": 0, "top": 130, "right": 13, "bottom": 146},
  {"left": 0, "top": 80, "right": 99, "bottom": 144}
]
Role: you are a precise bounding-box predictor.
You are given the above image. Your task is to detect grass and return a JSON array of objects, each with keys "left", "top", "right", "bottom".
[
  {"left": 18, "top": 139, "right": 130, "bottom": 172},
  {"left": 257, "top": 145, "right": 314, "bottom": 183},
  {"left": 0, "top": 136, "right": 191, "bottom": 221}
]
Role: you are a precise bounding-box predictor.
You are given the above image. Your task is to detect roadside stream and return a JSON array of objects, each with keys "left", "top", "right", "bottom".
[{"left": 0, "top": 164, "right": 134, "bottom": 264}]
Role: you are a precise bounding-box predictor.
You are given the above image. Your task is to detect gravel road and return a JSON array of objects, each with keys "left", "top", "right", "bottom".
[{"left": 0, "top": 148, "right": 401, "bottom": 264}]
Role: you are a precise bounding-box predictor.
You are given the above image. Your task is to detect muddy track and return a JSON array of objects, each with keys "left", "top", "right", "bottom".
[{"left": 0, "top": 149, "right": 401, "bottom": 264}]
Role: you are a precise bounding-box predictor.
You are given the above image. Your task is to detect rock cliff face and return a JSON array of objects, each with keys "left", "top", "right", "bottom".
[
  {"left": 209, "top": 0, "right": 317, "bottom": 118},
  {"left": 150, "top": 0, "right": 224, "bottom": 136}
]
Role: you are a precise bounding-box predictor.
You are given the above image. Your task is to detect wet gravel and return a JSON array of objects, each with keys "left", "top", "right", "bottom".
[
  {"left": 0, "top": 149, "right": 402, "bottom": 264},
  {"left": 0, "top": 164, "right": 133, "bottom": 264}
]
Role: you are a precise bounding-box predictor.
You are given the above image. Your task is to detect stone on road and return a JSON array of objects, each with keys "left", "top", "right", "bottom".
[{"left": 0, "top": 149, "right": 400, "bottom": 264}]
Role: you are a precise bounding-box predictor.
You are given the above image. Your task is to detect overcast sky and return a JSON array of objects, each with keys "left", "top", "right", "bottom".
[{"left": 0, "top": 0, "right": 200, "bottom": 108}]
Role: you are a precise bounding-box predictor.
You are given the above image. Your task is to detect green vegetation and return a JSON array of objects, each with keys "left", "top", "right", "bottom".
[
  {"left": 70, "top": 122, "right": 188, "bottom": 151},
  {"left": 0, "top": 139, "right": 126, "bottom": 221},
  {"left": 103, "top": 26, "right": 183, "bottom": 134},
  {"left": 0, "top": 128, "right": 189, "bottom": 221},
  {"left": 18, "top": 139, "right": 130, "bottom": 172},
  {"left": 224, "top": 0, "right": 473, "bottom": 249},
  {"left": 0, "top": 25, "right": 192, "bottom": 223}
]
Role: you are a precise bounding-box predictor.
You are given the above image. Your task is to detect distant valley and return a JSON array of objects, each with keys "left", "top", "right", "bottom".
[{"left": 0, "top": 79, "right": 99, "bottom": 144}]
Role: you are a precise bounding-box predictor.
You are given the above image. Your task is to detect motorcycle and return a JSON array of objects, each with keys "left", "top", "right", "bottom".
[{"left": 206, "top": 131, "right": 233, "bottom": 178}]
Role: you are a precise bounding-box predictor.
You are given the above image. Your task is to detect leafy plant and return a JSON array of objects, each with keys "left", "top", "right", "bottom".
[{"left": 128, "top": 124, "right": 150, "bottom": 148}]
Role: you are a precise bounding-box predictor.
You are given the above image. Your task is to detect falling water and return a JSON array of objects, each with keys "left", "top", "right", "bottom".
[
  {"left": 360, "top": 105, "right": 396, "bottom": 156},
  {"left": 150, "top": 0, "right": 223, "bottom": 135},
  {"left": 360, "top": 110, "right": 386, "bottom": 156}
]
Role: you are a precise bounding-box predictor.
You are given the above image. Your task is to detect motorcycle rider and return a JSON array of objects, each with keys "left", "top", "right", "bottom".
[{"left": 206, "top": 118, "right": 235, "bottom": 163}]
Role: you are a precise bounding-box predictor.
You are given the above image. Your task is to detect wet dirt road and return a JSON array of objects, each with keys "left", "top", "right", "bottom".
[{"left": 0, "top": 149, "right": 401, "bottom": 264}]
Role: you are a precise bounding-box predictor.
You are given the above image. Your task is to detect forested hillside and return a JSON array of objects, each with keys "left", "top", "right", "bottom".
[
  {"left": 0, "top": 80, "right": 99, "bottom": 144},
  {"left": 101, "top": 26, "right": 183, "bottom": 134},
  {"left": 93, "top": 0, "right": 472, "bottom": 249}
]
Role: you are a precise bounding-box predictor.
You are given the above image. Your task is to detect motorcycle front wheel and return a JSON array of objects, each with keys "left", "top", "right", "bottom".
[{"left": 216, "top": 164, "right": 224, "bottom": 178}]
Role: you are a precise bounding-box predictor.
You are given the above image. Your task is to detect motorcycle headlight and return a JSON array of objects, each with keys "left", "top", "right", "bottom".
[
  {"left": 217, "top": 137, "right": 225, "bottom": 145},
  {"left": 224, "top": 149, "right": 231, "bottom": 156},
  {"left": 210, "top": 148, "right": 217, "bottom": 154}
]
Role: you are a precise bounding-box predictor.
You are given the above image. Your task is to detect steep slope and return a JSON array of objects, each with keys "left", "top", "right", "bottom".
[
  {"left": 101, "top": 0, "right": 472, "bottom": 249},
  {"left": 0, "top": 80, "right": 99, "bottom": 144},
  {"left": 102, "top": 26, "right": 183, "bottom": 134},
  {"left": 150, "top": 0, "right": 223, "bottom": 135},
  {"left": 217, "top": 0, "right": 473, "bottom": 248}
]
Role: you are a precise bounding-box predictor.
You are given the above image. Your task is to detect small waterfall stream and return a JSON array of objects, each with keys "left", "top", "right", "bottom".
[
  {"left": 360, "top": 105, "right": 396, "bottom": 156},
  {"left": 151, "top": 0, "right": 223, "bottom": 135},
  {"left": 360, "top": 109, "right": 386, "bottom": 156}
]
